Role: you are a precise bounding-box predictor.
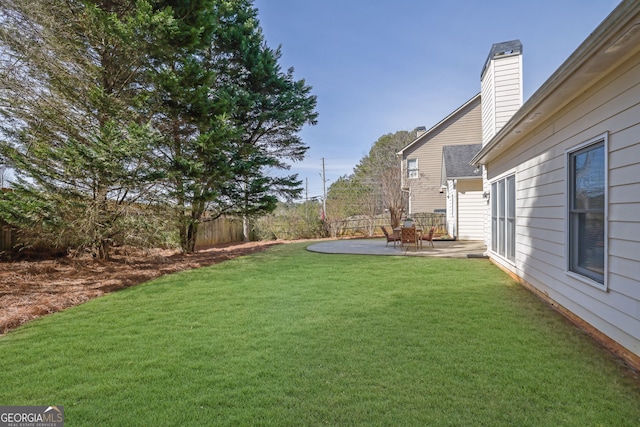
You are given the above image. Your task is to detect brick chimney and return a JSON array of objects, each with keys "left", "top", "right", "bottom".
[{"left": 480, "top": 40, "right": 523, "bottom": 146}]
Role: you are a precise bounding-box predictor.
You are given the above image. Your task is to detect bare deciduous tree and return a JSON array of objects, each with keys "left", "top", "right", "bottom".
[{"left": 351, "top": 130, "right": 416, "bottom": 228}]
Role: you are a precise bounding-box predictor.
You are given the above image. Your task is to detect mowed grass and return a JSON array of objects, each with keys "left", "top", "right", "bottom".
[{"left": 1, "top": 242, "right": 639, "bottom": 426}]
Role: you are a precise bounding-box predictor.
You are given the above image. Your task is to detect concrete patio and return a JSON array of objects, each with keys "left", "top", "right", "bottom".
[{"left": 307, "top": 238, "right": 487, "bottom": 258}]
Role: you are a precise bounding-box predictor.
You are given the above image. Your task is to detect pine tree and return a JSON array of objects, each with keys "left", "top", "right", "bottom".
[
  {"left": 147, "top": 0, "right": 242, "bottom": 253},
  {"left": 218, "top": 8, "right": 318, "bottom": 241},
  {"left": 0, "top": 0, "right": 174, "bottom": 258},
  {"left": 149, "top": 0, "right": 317, "bottom": 250}
]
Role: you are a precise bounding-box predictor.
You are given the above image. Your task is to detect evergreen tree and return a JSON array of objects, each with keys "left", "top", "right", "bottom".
[
  {"left": 221, "top": 38, "right": 318, "bottom": 241},
  {"left": 149, "top": 0, "right": 317, "bottom": 249},
  {"left": 0, "top": 0, "right": 173, "bottom": 258},
  {"left": 0, "top": 0, "right": 317, "bottom": 255},
  {"left": 147, "top": 0, "right": 238, "bottom": 253}
]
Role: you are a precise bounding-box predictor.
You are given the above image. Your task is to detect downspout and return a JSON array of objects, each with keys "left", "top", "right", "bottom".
[
  {"left": 398, "top": 151, "right": 411, "bottom": 215},
  {"left": 401, "top": 187, "right": 411, "bottom": 215}
]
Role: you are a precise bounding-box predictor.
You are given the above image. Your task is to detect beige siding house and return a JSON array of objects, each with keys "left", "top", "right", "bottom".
[
  {"left": 472, "top": 0, "right": 640, "bottom": 369},
  {"left": 398, "top": 94, "right": 481, "bottom": 215}
]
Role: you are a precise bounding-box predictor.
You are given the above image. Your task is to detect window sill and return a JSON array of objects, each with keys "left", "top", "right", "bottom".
[{"left": 566, "top": 271, "right": 608, "bottom": 292}]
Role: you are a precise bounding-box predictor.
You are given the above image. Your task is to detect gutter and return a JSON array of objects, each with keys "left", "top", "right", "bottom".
[{"left": 472, "top": 0, "right": 640, "bottom": 166}]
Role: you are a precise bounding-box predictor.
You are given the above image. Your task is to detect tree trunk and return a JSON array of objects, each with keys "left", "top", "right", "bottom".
[
  {"left": 178, "top": 209, "right": 200, "bottom": 254},
  {"left": 242, "top": 214, "right": 250, "bottom": 241},
  {"left": 184, "top": 219, "right": 198, "bottom": 254},
  {"left": 96, "top": 240, "right": 111, "bottom": 261},
  {"left": 183, "top": 200, "right": 204, "bottom": 254},
  {"left": 173, "top": 123, "right": 193, "bottom": 253},
  {"left": 93, "top": 182, "right": 111, "bottom": 260},
  {"left": 389, "top": 207, "right": 402, "bottom": 229},
  {"left": 176, "top": 196, "right": 190, "bottom": 253}
]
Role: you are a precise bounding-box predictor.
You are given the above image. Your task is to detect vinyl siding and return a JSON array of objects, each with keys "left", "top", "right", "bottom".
[
  {"left": 457, "top": 179, "right": 484, "bottom": 240},
  {"left": 403, "top": 97, "right": 482, "bottom": 214},
  {"left": 482, "top": 54, "right": 522, "bottom": 145},
  {"left": 494, "top": 56, "right": 523, "bottom": 130},
  {"left": 485, "top": 52, "right": 640, "bottom": 358},
  {"left": 479, "top": 54, "right": 523, "bottom": 244},
  {"left": 481, "top": 62, "right": 495, "bottom": 145}
]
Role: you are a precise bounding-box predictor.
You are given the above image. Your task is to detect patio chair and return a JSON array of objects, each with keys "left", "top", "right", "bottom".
[
  {"left": 422, "top": 226, "right": 436, "bottom": 248},
  {"left": 400, "top": 226, "right": 418, "bottom": 251},
  {"left": 381, "top": 226, "right": 400, "bottom": 248}
]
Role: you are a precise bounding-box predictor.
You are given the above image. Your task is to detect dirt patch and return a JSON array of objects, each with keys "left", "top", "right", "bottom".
[{"left": 0, "top": 240, "right": 284, "bottom": 335}]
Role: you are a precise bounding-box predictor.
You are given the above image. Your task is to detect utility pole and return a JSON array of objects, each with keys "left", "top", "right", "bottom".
[{"left": 321, "top": 158, "right": 327, "bottom": 219}]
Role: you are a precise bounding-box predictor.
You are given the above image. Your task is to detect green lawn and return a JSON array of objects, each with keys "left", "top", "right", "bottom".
[{"left": 1, "top": 242, "right": 639, "bottom": 426}]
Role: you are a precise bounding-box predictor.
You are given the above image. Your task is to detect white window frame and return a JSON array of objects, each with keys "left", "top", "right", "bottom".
[
  {"left": 407, "top": 158, "right": 418, "bottom": 179},
  {"left": 490, "top": 173, "right": 516, "bottom": 263},
  {"left": 566, "top": 133, "right": 608, "bottom": 291}
]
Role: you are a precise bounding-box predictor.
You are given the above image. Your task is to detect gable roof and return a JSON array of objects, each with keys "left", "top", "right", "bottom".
[
  {"left": 442, "top": 144, "right": 483, "bottom": 179},
  {"left": 473, "top": 0, "right": 640, "bottom": 165},
  {"left": 398, "top": 93, "right": 480, "bottom": 155}
]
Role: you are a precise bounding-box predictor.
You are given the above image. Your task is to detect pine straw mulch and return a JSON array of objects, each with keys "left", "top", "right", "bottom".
[{"left": 0, "top": 240, "right": 285, "bottom": 335}]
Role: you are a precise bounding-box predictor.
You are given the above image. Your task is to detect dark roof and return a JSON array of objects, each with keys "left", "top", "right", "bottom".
[{"left": 443, "top": 144, "right": 483, "bottom": 179}]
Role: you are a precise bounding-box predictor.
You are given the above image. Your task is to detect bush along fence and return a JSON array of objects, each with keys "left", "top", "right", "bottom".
[
  {"left": 0, "top": 213, "right": 445, "bottom": 254},
  {"left": 0, "top": 216, "right": 243, "bottom": 255}
]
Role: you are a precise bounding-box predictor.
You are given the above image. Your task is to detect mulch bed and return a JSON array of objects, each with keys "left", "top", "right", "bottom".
[{"left": 0, "top": 241, "right": 282, "bottom": 335}]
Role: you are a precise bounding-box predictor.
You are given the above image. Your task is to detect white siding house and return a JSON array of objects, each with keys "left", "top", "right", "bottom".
[
  {"left": 457, "top": 180, "right": 485, "bottom": 240},
  {"left": 441, "top": 144, "right": 484, "bottom": 240},
  {"left": 472, "top": 0, "right": 640, "bottom": 369}
]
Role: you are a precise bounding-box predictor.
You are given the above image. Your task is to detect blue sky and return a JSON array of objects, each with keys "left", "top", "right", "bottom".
[{"left": 253, "top": 0, "right": 621, "bottom": 201}]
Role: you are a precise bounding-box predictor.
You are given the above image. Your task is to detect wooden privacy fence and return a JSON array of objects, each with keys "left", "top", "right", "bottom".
[
  {"left": 0, "top": 223, "right": 15, "bottom": 252},
  {"left": 195, "top": 216, "right": 243, "bottom": 248},
  {"left": 329, "top": 212, "right": 447, "bottom": 238},
  {"left": 0, "top": 214, "right": 443, "bottom": 252},
  {"left": 0, "top": 217, "right": 242, "bottom": 254},
  {"left": 410, "top": 212, "right": 448, "bottom": 236}
]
